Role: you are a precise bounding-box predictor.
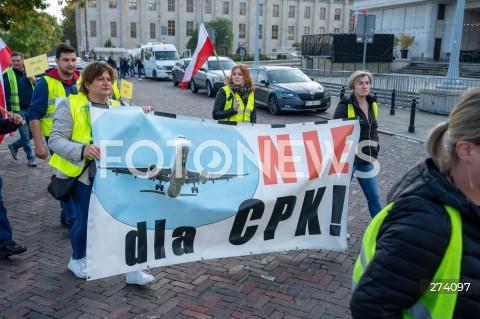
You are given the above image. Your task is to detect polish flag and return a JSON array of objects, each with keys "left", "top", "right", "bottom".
[
  {"left": 180, "top": 23, "right": 214, "bottom": 89},
  {"left": 0, "top": 38, "right": 12, "bottom": 72},
  {"left": 0, "top": 60, "right": 9, "bottom": 143}
]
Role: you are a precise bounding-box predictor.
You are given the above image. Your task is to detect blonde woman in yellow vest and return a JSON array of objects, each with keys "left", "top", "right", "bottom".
[
  {"left": 212, "top": 63, "right": 256, "bottom": 123},
  {"left": 48, "top": 62, "right": 155, "bottom": 285},
  {"left": 351, "top": 88, "right": 480, "bottom": 318},
  {"left": 333, "top": 70, "right": 381, "bottom": 218}
]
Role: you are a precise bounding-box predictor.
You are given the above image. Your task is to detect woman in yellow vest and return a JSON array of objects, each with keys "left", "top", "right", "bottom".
[
  {"left": 212, "top": 63, "right": 256, "bottom": 123},
  {"left": 351, "top": 88, "right": 480, "bottom": 318},
  {"left": 48, "top": 62, "right": 155, "bottom": 285}
]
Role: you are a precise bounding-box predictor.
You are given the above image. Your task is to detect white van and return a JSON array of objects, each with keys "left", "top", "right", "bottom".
[{"left": 141, "top": 43, "right": 179, "bottom": 80}]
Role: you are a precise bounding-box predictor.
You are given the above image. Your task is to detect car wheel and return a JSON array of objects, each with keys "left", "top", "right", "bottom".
[
  {"left": 206, "top": 82, "right": 215, "bottom": 97},
  {"left": 191, "top": 80, "right": 198, "bottom": 93},
  {"left": 172, "top": 74, "right": 179, "bottom": 86},
  {"left": 268, "top": 95, "right": 280, "bottom": 115},
  {"left": 153, "top": 71, "right": 158, "bottom": 81}
]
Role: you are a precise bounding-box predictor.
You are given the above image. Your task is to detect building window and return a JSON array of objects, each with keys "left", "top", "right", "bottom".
[
  {"left": 129, "top": 0, "right": 137, "bottom": 10},
  {"left": 186, "top": 21, "right": 194, "bottom": 36},
  {"left": 108, "top": 0, "right": 117, "bottom": 8},
  {"left": 289, "top": 6, "right": 295, "bottom": 18},
  {"left": 88, "top": 0, "right": 96, "bottom": 7},
  {"left": 438, "top": 3, "right": 446, "bottom": 20},
  {"left": 318, "top": 26, "right": 325, "bottom": 34},
  {"left": 273, "top": 5, "right": 279, "bottom": 17},
  {"left": 148, "top": 0, "right": 156, "bottom": 11},
  {"left": 239, "top": 24, "right": 246, "bottom": 38},
  {"left": 222, "top": 2, "right": 229, "bottom": 15},
  {"left": 304, "top": 26, "right": 310, "bottom": 35},
  {"left": 272, "top": 25, "right": 278, "bottom": 39},
  {"left": 187, "top": 0, "right": 193, "bottom": 13},
  {"left": 168, "top": 0, "right": 175, "bottom": 12},
  {"left": 150, "top": 23, "right": 156, "bottom": 38},
  {"left": 259, "top": 4, "right": 263, "bottom": 16},
  {"left": 240, "top": 2, "right": 246, "bottom": 15},
  {"left": 288, "top": 26, "right": 294, "bottom": 40},
  {"left": 204, "top": 0, "right": 212, "bottom": 14},
  {"left": 334, "top": 28, "right": 340, "bottom": 34},
  {"left": 131, "top": 22, "right": 136, "bottom": 38},
  {"left": 319, "top": 7, "right": 326, "bottom": 20},
  {"left": 305, "top": 6, "right": 311, "bottom": 19},
  {"left": 90, "top": 20, "right": 97, "bottom": 37},
  {"left": 259, "top": 24, "right": 262, "bottom": 39},
  {"left": 335, "top": 8, "right": 341, "bottom": 20},
  {"left": 168, "top": 20, "right": 175, "bottom": 36},
  {"left": 111, "top": 21, "right": 117, "bottom": 37}
]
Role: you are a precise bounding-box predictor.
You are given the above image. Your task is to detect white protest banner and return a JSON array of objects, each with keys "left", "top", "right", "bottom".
[{"left": 86, "top": 106, "right": 359, "bottom": 280}]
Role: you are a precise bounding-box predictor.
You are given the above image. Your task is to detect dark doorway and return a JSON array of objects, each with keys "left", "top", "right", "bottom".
[{"left": 434, "top": 38, "right": 442, "bottom": 61}]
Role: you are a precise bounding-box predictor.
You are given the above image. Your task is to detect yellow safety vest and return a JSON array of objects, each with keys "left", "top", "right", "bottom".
[
  {"left": 347, "top": 102, "right": 378, "bottom": 120},
  {"left": 352, "top": 202, "right": 462, "bottom": 319},
  {"left": 49, "top": 94, "right": 120, "bottom": 177},
  {"left": 219, "top": 86, "right": 254, "bottom": 123},
  {"left": 77, "top": 76, "right": 120, "bottom": 101},
  {"left": 4, "top": 68, "right": 34, "bottom": 111},
  {"left": 42, "top": 77, "right": 68, "bottom": 137}
]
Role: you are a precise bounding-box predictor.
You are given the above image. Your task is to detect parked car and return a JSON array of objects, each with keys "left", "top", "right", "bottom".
[
  {"left": 47, "top": 56, "right": 89, "bottom": 72},
  {"left": 190, "top": 56, "right": 236, "bottom": 97},
  {"left": 172, "top": 58, "right": 191, "bottom": 87},
  {"left": 250, "top": 66, "right": 331, "bottom": 115}
]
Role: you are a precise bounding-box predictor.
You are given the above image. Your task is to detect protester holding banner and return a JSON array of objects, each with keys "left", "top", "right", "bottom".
[
  {"left": 212, "top": 63, "right": 256, "bottom": 123},
  {"left": 351, "top": 87, "right": 480, "bottom": 318},
  {"left": 48, "top": 62, "right": 155, "bottom": 285},
  {"left": 333, "top": 70, "right": 381, "bottom": 218}
]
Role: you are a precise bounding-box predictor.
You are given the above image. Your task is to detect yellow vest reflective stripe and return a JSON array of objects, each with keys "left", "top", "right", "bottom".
[
  {"left": 347, "top": 102, "right": 378, "bottom": 120},
  {"left": 48, "top": 94, "right": 120, "bottom": 177},
  {"left": 43, "top": 76, "right": 67, "bottom": 137},
  {"left": 4, "top": 68, "right": 34, "bottom": 111},
  {"left": 219, "top": 86, "right": 254, "bottom": 123},
  {"left": 352, "top": 202, "right": 462, "bottom": 319},
  {"left": 77, "top": 76, "right": 120, "bottom": 101}
]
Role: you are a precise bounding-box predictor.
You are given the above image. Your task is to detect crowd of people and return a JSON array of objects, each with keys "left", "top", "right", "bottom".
[{"left": 1, "top": 42, "right": 479, "bottom": 315}]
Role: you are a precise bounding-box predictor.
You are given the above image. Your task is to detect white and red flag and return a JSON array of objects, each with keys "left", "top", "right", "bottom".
[
  {"left": 0, "top": 38, "right": 13, "bottom": 143},
  {"left": 180, "top": 23, "right": 214, "bottom": 89}
]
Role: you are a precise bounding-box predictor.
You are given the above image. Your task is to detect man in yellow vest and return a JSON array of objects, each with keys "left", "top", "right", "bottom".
[
  {"left": 2, "top": 52, "right": 36, "bottom": 167},
  {"left": 28, "top": 43, "right": 79, "bottom": 228}
]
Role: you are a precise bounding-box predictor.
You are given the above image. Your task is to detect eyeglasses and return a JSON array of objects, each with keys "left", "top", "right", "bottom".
[{"left": 231, "top": 72, "right": 243, "bottom": 76}]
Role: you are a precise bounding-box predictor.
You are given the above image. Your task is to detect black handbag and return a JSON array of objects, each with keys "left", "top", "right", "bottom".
[{"left": 47, "top": 160, "right": 93, "bottom": 201}]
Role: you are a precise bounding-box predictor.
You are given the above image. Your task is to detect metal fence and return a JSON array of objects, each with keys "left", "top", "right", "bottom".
[{"left": 299, "top": 68, "right": 480, "bottom": 113}]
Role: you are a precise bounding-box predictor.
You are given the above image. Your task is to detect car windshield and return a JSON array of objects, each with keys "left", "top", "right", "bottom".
[
  {"left": 154, "top": 51, "right": 179, "bottom": 61},
  {"left": 207, "top": 59, "right": 236, "bottom": 70},
  {"left": 184, "top": 60, "right": 191, "bottom": 68},
  {"left": 268, "top": 69, "right": 311, "bottom": 83}
]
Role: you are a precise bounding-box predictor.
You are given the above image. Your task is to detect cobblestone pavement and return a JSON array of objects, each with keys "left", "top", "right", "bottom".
[{"left": 0, "top": 76, "right": 433, "bottom": 318}]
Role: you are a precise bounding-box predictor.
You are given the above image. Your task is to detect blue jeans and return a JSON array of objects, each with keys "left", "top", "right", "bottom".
[
  {"left": 352, "top": 162, "right": 382, "bottom": 218},
  {"left": 70, "top": 179, "right": 93, "bottom": 259},
  {"left": 45, "top": 136, "right": 76, "bottom": 223},
  {"left": 137, "top": 67, "right": 142, "bottom": 79},
  {"left": 12, "top": 110, "right": 34, "bottom": 160},
  {"left": 0, "top": 176, "right": 13, "bottom": 247}
]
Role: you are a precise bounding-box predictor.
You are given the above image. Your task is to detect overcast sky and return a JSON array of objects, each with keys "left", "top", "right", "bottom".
[{"left": 42, "top": 0, "right": 66, "bottom": 23}]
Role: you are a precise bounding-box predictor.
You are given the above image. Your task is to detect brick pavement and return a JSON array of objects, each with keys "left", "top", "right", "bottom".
[{"left": 0, "top": 78, "right": 433, "bottom": 318}]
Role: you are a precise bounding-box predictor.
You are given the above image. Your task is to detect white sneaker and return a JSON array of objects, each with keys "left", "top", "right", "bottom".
[
  {"left": 125, "top": 270, "right": 154, "bottom": 285},
  {"left": 347, "top": 233, "right": 351, "bottom": 240},
  {"left": 138, "top": 78, "right": 142, "bottom": 81},
  {"left": 68, "top": 257, "right": 87, "bottom": 278}
]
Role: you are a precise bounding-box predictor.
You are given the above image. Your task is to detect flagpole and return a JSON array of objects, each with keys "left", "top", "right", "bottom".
[{"left": 212, "top": 49, "right": 228, "bottom": 81}]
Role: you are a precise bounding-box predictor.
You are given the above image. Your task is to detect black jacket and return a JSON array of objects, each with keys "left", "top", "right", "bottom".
[
  {"left": 350, "top": 159, "right": 480, "bottom": 318},
  {"left": 212, "top": 88, "right": 256, "bottom": 123},
  {"left": 333, "top": 94, "right": 378, "bottom": 165}
]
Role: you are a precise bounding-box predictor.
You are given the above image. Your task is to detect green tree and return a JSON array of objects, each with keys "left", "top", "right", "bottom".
[
  {"left": 104, "top": 38, "right": 112, "bottom": 47},
  {"left": 0, "top": 0, "right": 46, "bottom": 31},
  {"left": 1, "top": 12, "right": 62, "bottom": 57},
  {"left": 186, "top": 18, "right": 233, "bottom": 56},
  {"left": 61, "top": 2, "right": 77, "bottom": 49}
]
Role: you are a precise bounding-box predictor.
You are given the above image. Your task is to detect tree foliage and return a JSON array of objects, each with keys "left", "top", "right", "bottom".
[
  {"left": 1, "top": 12, "right": 62, "bottom": 57},
  {"left": 0, "top": 0, "right": 46, "bottom": 31},
  {"left": 186, "top": 18, "right": 233, "bottom": 56},
  {"left": 61, "top": 2, "right": 77, "bottom": 49}
]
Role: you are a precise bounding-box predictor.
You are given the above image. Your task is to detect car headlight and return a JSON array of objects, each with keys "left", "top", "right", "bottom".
[
  {"left": 280, "top": 92, "right": 296, "bottom": 98},
  {"left": 156, "top": 65, "right": 164, "bottom": 70},
  {"left": 211, "top": 76, "right": 224, "bottom": 83}
]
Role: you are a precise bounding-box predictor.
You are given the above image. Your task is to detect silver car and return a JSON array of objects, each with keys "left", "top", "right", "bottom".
[{"left": 190, "top": 56, "right": 236, "bottom": 97}]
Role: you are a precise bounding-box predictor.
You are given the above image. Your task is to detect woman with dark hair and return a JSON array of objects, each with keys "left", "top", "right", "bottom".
[
  {"left": 48, "top": 62, "right": 154, "bottom": 285},
  {"left": 212, "top": 63, "right": 256, "bottom": 123}
]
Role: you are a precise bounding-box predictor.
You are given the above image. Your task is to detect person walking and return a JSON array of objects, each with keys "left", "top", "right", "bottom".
[
  {"left": 0, "top": 112, "right": 28, "bottom": 258},
  {"left": 136, "top": 58, "right": 143, "bottom": 81},
  {"left": 333, "top": 70, "right": 381, "bottom": 218},
  {"left": 212, "top": 64, "right": 256, "bottom": 123},
  {"left": 351, "top": 87, "right": 480, "bottom": 318},
  {"left": 129, "top": 55, "right": 136, "bottom": 77},
  {"left": 28, "top": 43, "right": 79, "bottom": 228},
  {"left": 3, "top": 52, "right": 37, "bottom": 167},
  {"left": 48, "top": 62, "right": 155, "bottom": 284}
]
